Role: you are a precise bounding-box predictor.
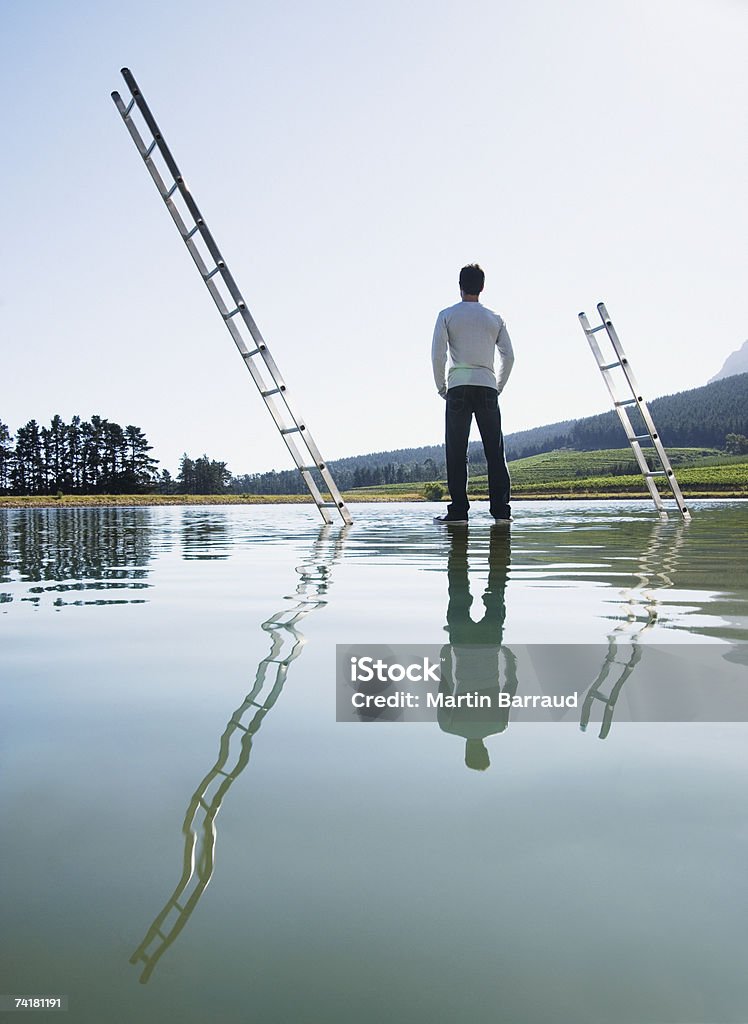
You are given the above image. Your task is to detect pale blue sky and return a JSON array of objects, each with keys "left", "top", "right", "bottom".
[{"left": 1, "top": 0, "right": 745, "bottom": 474}]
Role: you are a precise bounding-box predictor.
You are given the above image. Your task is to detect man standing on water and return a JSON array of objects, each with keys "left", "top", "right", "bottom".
[{"left": 431, "top": 264, "right": 515, "bottom": 523}]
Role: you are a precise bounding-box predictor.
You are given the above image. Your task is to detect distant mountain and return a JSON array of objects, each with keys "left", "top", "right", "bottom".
[{"left": 709, "top": 340, "right": 748, "bottom": 383}]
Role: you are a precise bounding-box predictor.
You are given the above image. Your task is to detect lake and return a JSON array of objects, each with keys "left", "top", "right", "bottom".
[{"left": 1, "top": 500, "right": 747, "bottom": 1023}]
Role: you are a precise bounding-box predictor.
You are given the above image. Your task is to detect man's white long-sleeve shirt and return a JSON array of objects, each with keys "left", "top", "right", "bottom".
[{"left": 431, "top": 300, "right": 514, "bottom": 396}]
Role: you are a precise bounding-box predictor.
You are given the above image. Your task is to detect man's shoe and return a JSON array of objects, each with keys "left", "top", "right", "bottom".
[
  {"left": 492, "top": 515, "right": 514, "bottom": 524},
  {"left": 434, "top": 514, "right": 468, "bottom": 524}
]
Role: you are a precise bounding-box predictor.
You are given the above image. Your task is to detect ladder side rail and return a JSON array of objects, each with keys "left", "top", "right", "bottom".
[
  {"left": 609, "top": 385, "right": 687, "bottom": 513},
  {"left": 582, "top": 312, "right": 668, "bottom": 511},
  {"left": 597, "top": 305, "right": 672, "bottom": 453},
  {"left": 117, "top": 71, "right": 290, "bottom": 386},
  {"left": 214, "top": 314, "right": 349, "bottom": 515},
  {"left": 598, "top": 307, "right": 689, "bottom": 517},
  {"left": 578, "top": 312, "right": 612, "bottom": 373},
  {"left": 612, "top": 408, "right": 666, "bottom": 505},
  {"left": 581, "top": 312, "right": 662, "bottom": 505},
  {"left": 114, "top": 73, "right": 346, "bottom": 521},
  {"left": 656, "top": 462, "right": 689, "bottom": 515},
  {"left": 580, "top": 312, "right": 638, "bottom": 417},
  {"left": 117, "top": 75, "right": 298, "bottom": 396},
  {"left": 113, "top": 70, "right": 351, "bottom": 523},
  {"left": 579, "top": 306, "right": 690, "bottom": 519},
  {"left": 597, "top": 302, "right": 683, "bottom": 475},
  {"left": 590, "top": 305, "right": 666, "bottom": 451},
  {"left": 116, "top": 70, "right": 230, "bottom": 287},
  {"left": 113, "top": 87, "right": 317, "bottom": 455},
  {"left": 112, "top": 89, "right": 260, "bottom": 363},
  {"left": 249, "top": 394, "right": 335, "bottom": 513}
]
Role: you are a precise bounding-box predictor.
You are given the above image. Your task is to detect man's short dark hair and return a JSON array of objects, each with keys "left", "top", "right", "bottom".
[{"left": 459, "top": 264, "right": 485, "bottom": 295}]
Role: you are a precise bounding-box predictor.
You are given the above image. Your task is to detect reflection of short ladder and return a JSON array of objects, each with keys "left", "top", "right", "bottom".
[
  {"left": 111, "top": 68, "right": 351, "bottom": 525},
  {"left": 580, "top": 641, "right": 642, "bottom": 739},
  {"left": 582, "top": 517, "right": 688, "bottom": 738},
  {"left": 578, "top": 302, "right": 690, "bottom": 520},
  {"left": 129, "top": 524, "right": 347, "bottom": 983}
]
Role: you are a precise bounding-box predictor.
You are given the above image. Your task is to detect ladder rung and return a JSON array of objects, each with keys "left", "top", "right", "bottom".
[
  {"left": 165, "top": 182, "right": 179, "bottom": 198},
  {"left": 244, "top": 346, "right": 265, "bottom": 358},
  {"left": 280, "top": 426, "right": 304, "bottom": 434},
  {"left": 184, "top": 223, "right": 202, "bottom": 239},
  {"left": 588, "top": 324, "right": 608, "bottom": 334},
  {"left": 631, "top": 434, "right": 651, "bottom": 442},
  {"left": 204, "top": 264, "right": 224, "bottom": 280},
  {"left": 124, "top": 97, "right": 135, "bottom": 116},
  {"left": 298, "top": 465, "right": 321, "bottom": 472},
  {"left": 261, "top": 387, "right": 285, "bottom": 398},
  {"left": 615, "top": 399, "right": 639, "bottom": 407},
  {"left": 225, "top": 304, "right": 246, "bottom": 318},
  {"left": 599, "top": 361, "right": 621, "bottom": 370},
  {"left": 319, "top": 502, "right": 341, "bottom": 508},
  {"left": 644, "top": 471, "right": 668, "bottom": 477}
]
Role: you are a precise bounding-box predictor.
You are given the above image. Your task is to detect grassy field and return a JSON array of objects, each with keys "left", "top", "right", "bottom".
[{"left": 1, "top": 449, "right": 746, "bottom": 507}]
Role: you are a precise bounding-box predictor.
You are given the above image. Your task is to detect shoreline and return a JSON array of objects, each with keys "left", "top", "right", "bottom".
[{"left": 1, "top": 491, "right": 746, "bottom": 509}]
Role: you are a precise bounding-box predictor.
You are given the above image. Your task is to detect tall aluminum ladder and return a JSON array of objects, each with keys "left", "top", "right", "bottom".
[
  {"left": 578, "top": 302, "right": 691, "bottom": 520},
  {"left": 111, "top": 68, "right": 352, "bottom": 525}
]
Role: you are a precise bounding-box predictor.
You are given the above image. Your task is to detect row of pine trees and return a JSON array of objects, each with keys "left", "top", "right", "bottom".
[
  {"left": 0, "top": 417, "right": 233, "bottom": 496},
  {"left": 0, "top": 416, "right": 158, "bottom": 495},
  {"left": 0, "top": 416, "right": 447, "bottom": 496}
]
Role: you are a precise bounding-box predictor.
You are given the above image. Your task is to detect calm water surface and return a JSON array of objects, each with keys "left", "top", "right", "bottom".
[{"left": 1, "top": 501, "right": 747, "bottom": 1024}]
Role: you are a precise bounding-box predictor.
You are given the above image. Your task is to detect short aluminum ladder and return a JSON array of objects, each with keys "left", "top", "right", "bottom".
[
  {"left": 111, "top": 68, "right": 352, "bottom": 525},
  {"left": 578, "top": 302, "right": 691, "bottom": 519}
]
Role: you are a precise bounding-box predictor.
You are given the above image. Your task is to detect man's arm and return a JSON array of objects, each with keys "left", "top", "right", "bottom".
[
  {"left": 431, "top": 312, "right": 449, "bottom": 397},
  {"left": 495, "top": 319, "right": 515, "bottom": 394}
]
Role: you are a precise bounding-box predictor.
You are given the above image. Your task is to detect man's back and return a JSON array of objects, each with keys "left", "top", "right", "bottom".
[{"left": 432, "top": 300, "right": 514, "bottom": 394}]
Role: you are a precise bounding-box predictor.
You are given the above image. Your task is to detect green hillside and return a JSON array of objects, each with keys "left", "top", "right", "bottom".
[
  {"left": 347, "top": 448, "right": 748, "bottom": 498},
  {"left": 505, "top": 447, "right": 732, "bottom": 486}
]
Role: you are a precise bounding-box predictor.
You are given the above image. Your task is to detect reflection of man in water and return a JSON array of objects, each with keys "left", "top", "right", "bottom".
[{"left": 439, "top": 524, "right": 517, "bottom": 770}]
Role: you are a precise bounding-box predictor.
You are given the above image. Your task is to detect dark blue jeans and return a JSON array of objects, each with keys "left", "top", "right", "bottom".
[{"left": 445, "top": 385, "right": 511, "bottom": 519}]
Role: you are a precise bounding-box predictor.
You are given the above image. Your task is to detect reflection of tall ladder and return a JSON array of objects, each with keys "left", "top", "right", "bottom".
[
  {"left": 129, "top": 524, "right": 347, "bottom": 983},
  {"left": 111, "top": 68, "right": 352, "bottom": 525},
  {"left": 578, "top": 302, "right": 691, "bottom": 520}
]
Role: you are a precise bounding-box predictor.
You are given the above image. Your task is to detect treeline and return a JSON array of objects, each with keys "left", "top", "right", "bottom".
[
  {"left": 509, "top": 373, "right": 748, "bottom": 455},
  {"left": 302, "top": 372, "right": 748, "bottom": 490},
  {"left": 4, "top": 374, "right": 745, "bottom": 497},
  {"left": 568, "top": 373, "right": 748, "bottom": 451},
  {"left": 158, "top": 455, "right": 232, "bottom": 495},
  {"left": 0, "top": 415, "right": 158, "bottom": 495},
  {"left": 230, "top": 458, "right": 442, "bottom": 495}
]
